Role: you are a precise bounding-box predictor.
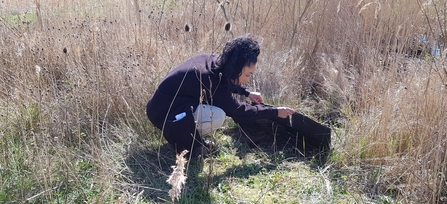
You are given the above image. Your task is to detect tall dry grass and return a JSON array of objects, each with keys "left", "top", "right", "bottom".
[{"left": 1, "top": 0, "right": 446, "bottom": 203}]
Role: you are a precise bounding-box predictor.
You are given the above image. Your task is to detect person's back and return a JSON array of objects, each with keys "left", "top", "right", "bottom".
[{"left": 146, "top": 53, "right": 219, "bottom": 130}]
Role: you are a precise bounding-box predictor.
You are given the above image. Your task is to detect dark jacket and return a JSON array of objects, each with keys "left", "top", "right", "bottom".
[{"left": 146, "top": 54, "right": 278, "bottom": 150}]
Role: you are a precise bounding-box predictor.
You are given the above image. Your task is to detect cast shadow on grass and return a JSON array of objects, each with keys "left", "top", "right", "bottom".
[
  {"left": 124, "top": 123, "right": 329, "bottom": 203},
  {"left": 125, "top": 142, "right": 220, "bottom": 203},
  {"left": 125, "top": 143, "right": 178, "bottom": 202},
  {"left": 225, "top": 122, "right": 330, "bottom": 167}
]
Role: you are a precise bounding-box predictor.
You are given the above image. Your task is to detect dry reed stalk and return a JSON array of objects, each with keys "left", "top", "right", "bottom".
[{"left": 2, "top": 0, "right": 447, "bottom": 202}]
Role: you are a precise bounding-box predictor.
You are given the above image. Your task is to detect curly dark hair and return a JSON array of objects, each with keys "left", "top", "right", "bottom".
[{"left": 215, "top": 34, "right": 260, "bottom": 90}]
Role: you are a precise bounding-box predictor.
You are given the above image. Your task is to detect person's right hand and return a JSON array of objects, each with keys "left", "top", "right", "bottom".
[
  {"left": 277, "top": 107, "right": 295, "bottom": 118},
  {"left": 248, "top": 92, "right": 263, "bottom": 104}
]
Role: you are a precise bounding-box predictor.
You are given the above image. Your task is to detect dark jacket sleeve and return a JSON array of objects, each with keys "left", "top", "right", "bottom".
[
  {"left": 213, "top": 86, "right": 278, "bottom": 120},
  {"left": 231, "top": 85, "right": 250, "bottom": 97}
]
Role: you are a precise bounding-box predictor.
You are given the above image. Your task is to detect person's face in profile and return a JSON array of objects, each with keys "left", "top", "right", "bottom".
[{"left": 237, "top": 63, "right": 256, "bottom": 85}]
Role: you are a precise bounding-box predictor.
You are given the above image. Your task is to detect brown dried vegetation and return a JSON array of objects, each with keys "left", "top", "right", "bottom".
[{"left": 1, "top": 0, "right": 447, "bottom": 203}]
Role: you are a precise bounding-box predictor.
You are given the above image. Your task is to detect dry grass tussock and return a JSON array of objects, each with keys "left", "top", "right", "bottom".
[{"left": 1, "top": 0, "right": 447, "bottom": 203}]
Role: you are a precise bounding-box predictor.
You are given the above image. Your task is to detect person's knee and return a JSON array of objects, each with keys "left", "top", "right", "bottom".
[
  {"left": 211, "top": 106, "right": 226, "bottom": 126},
  {"left": 195, "top": 105, "right": 225, "bottom": 122},
  {"left": 194, "top": 105, "right": 226, "bottom": 135}
]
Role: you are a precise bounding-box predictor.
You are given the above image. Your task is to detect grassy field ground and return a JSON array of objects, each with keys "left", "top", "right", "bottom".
[{"left": 1, "top": 0, "right": 447, "bottom": 203}]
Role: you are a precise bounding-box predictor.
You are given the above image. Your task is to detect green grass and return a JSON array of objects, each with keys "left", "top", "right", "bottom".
[
  {"left": 0, "top": 130, "right": 101, "bottom": 203},
  {"left": 0, "top": 104, "right": 395, "bottom": 203},
  {"left": 1, "top": 12, "right": 37, "bottom": 26},
  {"left": 119, "top": 126, "right": 373, "bottom": 204}
]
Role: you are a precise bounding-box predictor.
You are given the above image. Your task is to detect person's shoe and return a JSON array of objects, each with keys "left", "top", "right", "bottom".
[{"left": 204, "top": 140, "right": 215, "bottom": 149}]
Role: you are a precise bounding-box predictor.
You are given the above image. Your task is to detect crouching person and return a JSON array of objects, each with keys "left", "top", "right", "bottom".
[{"left": 146, "top": 34, "right": 295, "bottom": 158}]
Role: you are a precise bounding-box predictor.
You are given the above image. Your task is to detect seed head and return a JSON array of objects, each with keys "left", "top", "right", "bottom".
[
  {"left": 35, "top": 65, "right": 41, "bottom": 75},
  {"left": 224, "top": 22, "right": 231, "bottom": 31}
]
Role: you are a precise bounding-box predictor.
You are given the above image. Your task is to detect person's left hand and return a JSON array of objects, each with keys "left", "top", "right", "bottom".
[{"left": 248, "top": 92, "right": 263, "bottom": 104}]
